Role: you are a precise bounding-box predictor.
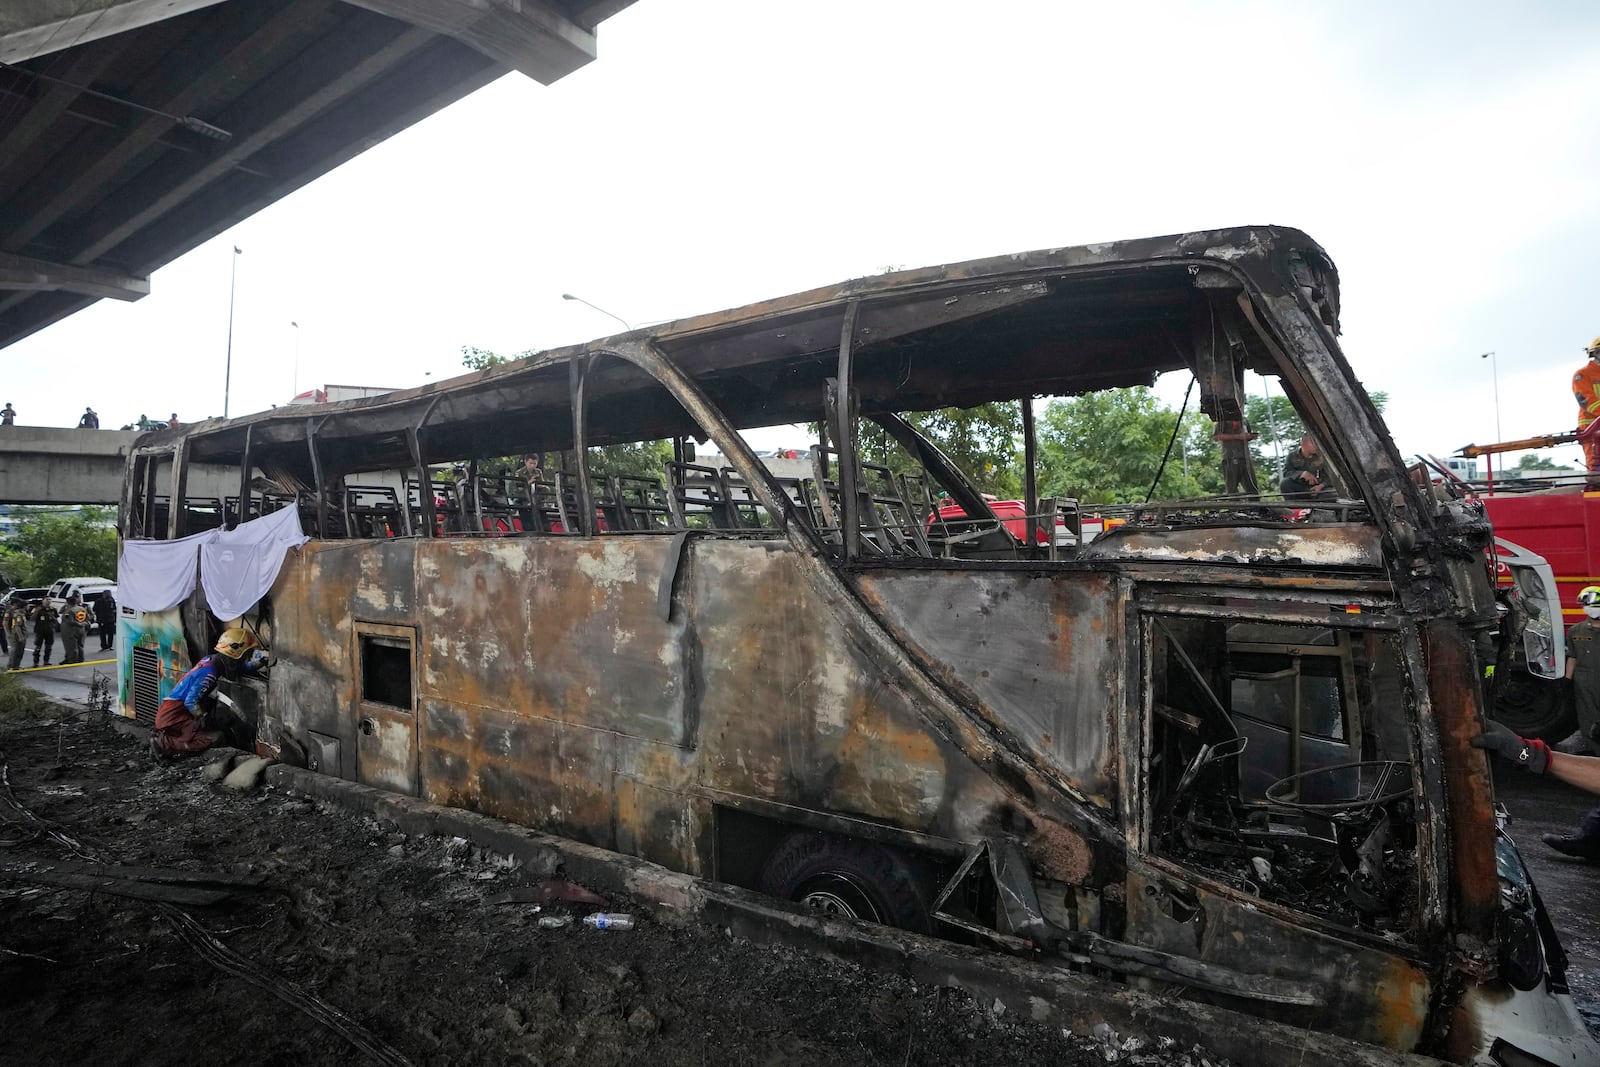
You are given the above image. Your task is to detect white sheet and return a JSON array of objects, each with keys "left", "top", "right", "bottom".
[
  {"left": 199, "top": 506, "right": 310, "bottom": 621},
  {"left": 116, "top": 529, "right": 218, "bottom": 612}
]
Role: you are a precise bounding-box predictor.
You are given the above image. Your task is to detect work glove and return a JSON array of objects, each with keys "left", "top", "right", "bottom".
[{"left": 1471, "top": 720, "right": 1549, "bottom": 775}]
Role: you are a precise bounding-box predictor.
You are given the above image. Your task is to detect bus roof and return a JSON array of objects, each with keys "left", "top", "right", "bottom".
[{"left": 141, "top": 225, "right": 1338, "bottom": 478}]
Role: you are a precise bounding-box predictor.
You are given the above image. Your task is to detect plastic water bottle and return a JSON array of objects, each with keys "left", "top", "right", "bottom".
[
  {"left": 536, "top": 915, "right": 572, "bottom": 929},
  {"left": 582, "top": 912, "right": 634, "bottom": 930}
]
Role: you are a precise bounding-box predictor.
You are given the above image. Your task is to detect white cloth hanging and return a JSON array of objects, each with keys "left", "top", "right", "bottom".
[
  {"left": 117, "top": 529, "right": 219, "bottom": 612},
  {"left": 199, "top": 506, "right": 310, "bottom": 620}
]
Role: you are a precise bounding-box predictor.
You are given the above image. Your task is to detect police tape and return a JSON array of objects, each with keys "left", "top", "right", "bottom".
[{"left": 6, "top": 658, "right": 116, "bottom": 673}]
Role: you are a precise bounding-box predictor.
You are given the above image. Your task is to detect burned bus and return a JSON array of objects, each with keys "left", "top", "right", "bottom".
[{"left": 116, "top": 226, "right": 1599, "bottom": 1064}]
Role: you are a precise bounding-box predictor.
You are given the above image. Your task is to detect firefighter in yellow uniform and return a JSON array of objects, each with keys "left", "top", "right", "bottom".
[
  {"left": 60, "top": 593, "right": 89, "bottom": 665},
  {"left": 1572, "top": 336, "right": 1600, "bottom": 472}
]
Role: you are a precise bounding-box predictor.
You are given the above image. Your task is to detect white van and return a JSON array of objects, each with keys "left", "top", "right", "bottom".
[{"left": 45, "top": 576, "right": 117, "bottom": 622}]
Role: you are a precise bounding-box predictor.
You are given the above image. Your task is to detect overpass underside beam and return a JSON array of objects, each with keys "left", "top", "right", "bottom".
[
  {"left": 0, "top": 250, "right": 148, "bottom": 301},
  {"left": 0, "top": 0, "right": 635, "bottom": 352},
  {"left": 0, "top": 0, "right": 227, "bottom": 63},
  {"left": 345, "top": 0, "right": 598, "bottom": 84}
]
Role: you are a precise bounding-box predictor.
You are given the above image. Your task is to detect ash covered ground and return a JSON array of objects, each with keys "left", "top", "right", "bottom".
[{"left": 0, "top": 707, "right": 1226, "bottom": 1067}]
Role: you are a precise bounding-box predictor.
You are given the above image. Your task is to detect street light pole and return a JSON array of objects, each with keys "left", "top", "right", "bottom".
[
  {"left": 561, "top": 292, "right": 633, "bottom": 332},
  {"left": 223, "top": 245, "right": 242, "bottom": 418},
  {"left": 291, "top": 320, "right": 300, "bottom": 396},
  {"left": 1481, "top": 351, "right": 1501, "bottom": 443}
]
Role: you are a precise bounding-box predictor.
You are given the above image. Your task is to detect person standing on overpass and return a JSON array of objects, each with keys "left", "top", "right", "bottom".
[{"left": 1, "top": 403, "right": 15, "bottom": 426}]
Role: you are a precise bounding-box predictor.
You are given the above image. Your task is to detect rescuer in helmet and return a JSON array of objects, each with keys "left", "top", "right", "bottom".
[
  {"left": 1572, "top": 337, "right": 1600, "bottom": 472},
  {"left": 150, "top": 627, "right": 270, "bottom": 758},
  {"left": 1476, "top": 585, "right": 1600, "bottom": 861}
]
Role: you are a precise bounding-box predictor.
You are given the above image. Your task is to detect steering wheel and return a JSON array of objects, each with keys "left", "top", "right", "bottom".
[{"left": 1264, "top": 760, "right": 1413, "bottom": 819}]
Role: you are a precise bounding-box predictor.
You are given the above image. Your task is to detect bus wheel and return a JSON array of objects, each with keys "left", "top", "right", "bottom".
[
  {"left": 1493, "top": 668, "right": 1576, "bottom": 744},
  {"left": 757, "top": 832, "right": 932, "bottom": 934}
]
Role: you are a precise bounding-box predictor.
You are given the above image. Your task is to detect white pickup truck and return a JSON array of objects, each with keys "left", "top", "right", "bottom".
[{"left": 44, "top": 576, "right": 116, "bottom": 630}]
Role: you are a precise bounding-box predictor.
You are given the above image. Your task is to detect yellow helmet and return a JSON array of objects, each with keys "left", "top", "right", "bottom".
[
  {"left": 1579, "top": 586, "right": 1600, "bottom": 607},
  {"left": 1588, "top": 336, "right": 1600, "bottom": 355},
  {"left": 214, "top": 627, "right": 256, "bottom": 659}
]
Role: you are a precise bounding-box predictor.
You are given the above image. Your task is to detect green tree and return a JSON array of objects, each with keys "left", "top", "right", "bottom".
[
  {"left": 1516, "top": 453, "right": 1571, "bottom": 471},
  {"left": 1036, "top": 388, "right": 1224, "bottom": 504},
  {"left": 461, "top": 345, "right": 535, "bottom": 371},
  {"left": 0, "top": 507, "right": 117, "bottom": 587}
]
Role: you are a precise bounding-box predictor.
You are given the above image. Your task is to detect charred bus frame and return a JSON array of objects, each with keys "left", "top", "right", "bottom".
[{"left": 117, "top": 226, "right": 1598, "bottom": 1065}]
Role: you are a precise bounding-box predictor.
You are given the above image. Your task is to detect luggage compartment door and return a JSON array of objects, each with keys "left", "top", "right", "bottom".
[{"left": 354, "top": 622, "right": 418, "bottom": 795}]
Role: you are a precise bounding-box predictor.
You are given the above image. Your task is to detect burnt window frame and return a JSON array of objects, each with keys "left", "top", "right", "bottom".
[{"left": 355, "top": 621, "right": 416, "bottom": 712}]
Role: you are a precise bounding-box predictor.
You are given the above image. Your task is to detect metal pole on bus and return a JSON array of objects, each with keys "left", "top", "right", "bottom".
[{"left": 223, "top": 245, "right": 242, "bottom": 419}]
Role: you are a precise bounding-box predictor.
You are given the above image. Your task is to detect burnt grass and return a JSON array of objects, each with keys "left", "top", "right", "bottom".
[{"left": 0, "top": 708, "right": 1227, "bottom": 1067}]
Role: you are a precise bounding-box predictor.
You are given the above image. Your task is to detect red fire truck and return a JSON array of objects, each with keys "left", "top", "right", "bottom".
[{"left": 1451, "top": 431, "right": 1598, "bottom": 741}]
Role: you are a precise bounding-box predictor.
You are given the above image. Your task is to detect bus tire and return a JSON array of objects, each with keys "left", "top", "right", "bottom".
[
  {"left": 1493, "top": 668, "right": 1576, "bottom": 744},
  {"left": 757, "top": 831, "right": 932, "bottom": 934}
]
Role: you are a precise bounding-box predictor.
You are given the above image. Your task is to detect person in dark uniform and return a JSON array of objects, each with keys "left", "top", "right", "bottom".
[
  {"left": 93, "top": 591, "right": 116, "bottom": 651},
  {"left": 1, "top": 403, "right": 16, "bottom": 426},
  {"left": 1278, "top": 434, "right": 1335, "bottom": 501},
  {"left": 77, "top": 407, "right": 99, "bottom": 429},
  {"left": 59, "top": 594, "right": 88, "bottom": 665},
  {"left": 29, "top": 601, "right": 56, "bottom": 666}
]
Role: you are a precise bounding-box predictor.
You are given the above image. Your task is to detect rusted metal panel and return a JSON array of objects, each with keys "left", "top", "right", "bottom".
[
  {"left": 689, "top": 541, "right": 1021, "bottom": 841},
  {"left": 1423, "top": 620, "right": 1499, "bottom": 942},
  {"left": 418, "top": 538, "right": 688, "bottom": 745},
  {"left": 417, "top": 698, "right": 479, "bottom": 807},
  {"left": 264, "top": 547, "right": 354, "bottom": 772},
  {"left": 352, "top": 538, "right": 417, "bottom": 622},
  {"left": 613, "top": 776, "right": 698, "bottom": 874},
  {"left": 1084, "top": 524, "right": 1384, "bottom": 568},
  {"left": 1126, "top": 866, "right": 1431, "bottom": 1051},
  {"left": 555, "top": 722, "right": 620, "bottom": 849},
  {"left": 853, "top": 570, "right": 1121, "bottom": 811},
  {"left": 355, "top": 703, "right": 416, "bottom": 794}
]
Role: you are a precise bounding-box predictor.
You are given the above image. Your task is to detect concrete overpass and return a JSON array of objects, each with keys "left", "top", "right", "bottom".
[
  {"left": 0, "top": 0, "right": 637, "bottom": 350},
  {"left": 0, "top": 426, "right": 233, "bottom": 504}
]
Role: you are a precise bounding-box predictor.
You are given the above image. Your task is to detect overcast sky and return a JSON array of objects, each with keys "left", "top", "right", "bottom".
[{"left": 6, "top": 0, "right": 1600, "bottom": 471}]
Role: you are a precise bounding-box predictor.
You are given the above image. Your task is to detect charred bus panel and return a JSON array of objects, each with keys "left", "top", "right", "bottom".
[{"left": 115, "top": 227, "right": 1599, "bottom": 1064}]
